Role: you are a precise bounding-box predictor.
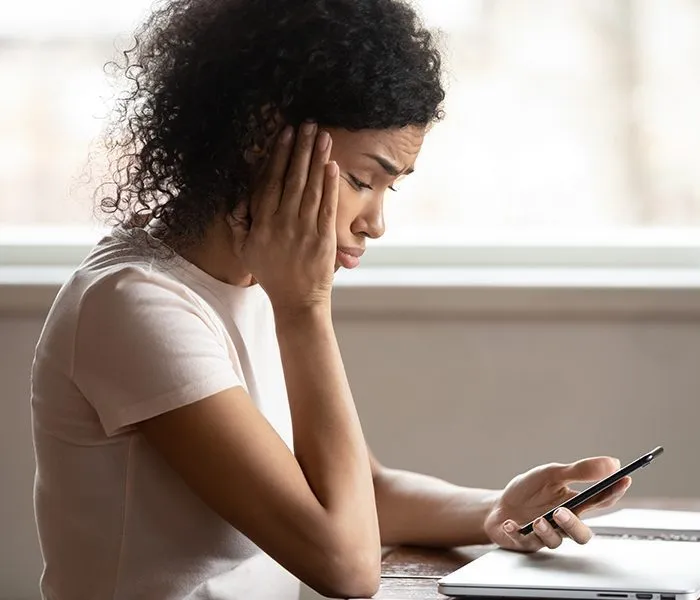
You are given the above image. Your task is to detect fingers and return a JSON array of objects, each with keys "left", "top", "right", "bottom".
[
  {"left": 504, "top": 504, "right": 600, "bottom": 552},
  {"left": 318, "top": 161, "right": 339, "bottom": 236},
  {"left": 503, "top": 520, "right": 544, "bottom": 552},
  {"left": 533, "top": 516, "right": 567, "bottom": 549},
  {"left": 279, "top": 121, "right": 318, "bottom": 218},
  {"left": 552, "top": 507, "right": 593, "bottom": 544},
  {"left": 514, "top": 508, "right": 593, "bottom": 550},
  {"left": 254, "top": 125, "right": 294, "bottom": 219},
  {"left": 299, "top": 130, "right": 332, "bottom": 221},
  {"left": 252, "top": 122, "right": 333, "bottom": 234},
  {"left": 558, "top": 456, "right": 621, "bottom": 485}
]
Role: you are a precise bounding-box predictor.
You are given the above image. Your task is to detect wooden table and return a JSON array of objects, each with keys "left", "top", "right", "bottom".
[{"left": 373, "top": 498, "right": 700, "bottom": 599}]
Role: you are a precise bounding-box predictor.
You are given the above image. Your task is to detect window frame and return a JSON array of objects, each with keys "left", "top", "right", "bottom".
[
  {"left": 3, "top": 226, "right": 700, "bottom": 269},
  {"left": 4, "top": 227, "right": 700, "bottom": 317}
]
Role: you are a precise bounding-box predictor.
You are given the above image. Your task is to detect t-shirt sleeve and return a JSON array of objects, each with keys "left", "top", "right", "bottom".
[{"left": 72, "top": 266, "right": 243, "bottom": 436}]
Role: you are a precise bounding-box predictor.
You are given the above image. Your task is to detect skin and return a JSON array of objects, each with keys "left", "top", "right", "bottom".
[
  {"left": 179, "top": 125, "right": 424, "bottom": 284},
  {"left": 328, "top": 125, "right": 422, "bottom": 258},
  {"left": 142, "top": 123, "right": 632, "bottom": 597}
]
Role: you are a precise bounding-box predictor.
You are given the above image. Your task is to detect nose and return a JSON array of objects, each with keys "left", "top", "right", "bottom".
[{"left": 353, "top": 197, "right": 385, "bottom": 240}]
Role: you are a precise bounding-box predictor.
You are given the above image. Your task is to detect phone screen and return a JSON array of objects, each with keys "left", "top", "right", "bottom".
[{"left": 518, "top": 445, "right": 664, "bottom": 536}]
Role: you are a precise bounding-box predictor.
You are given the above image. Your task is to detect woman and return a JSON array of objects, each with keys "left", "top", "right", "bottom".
[{"left": 31, "top": 0, "right": 631, "bottom": 598}]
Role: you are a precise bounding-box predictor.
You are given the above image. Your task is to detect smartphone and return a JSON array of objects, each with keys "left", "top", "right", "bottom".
[{"left": 518, "top": 445, "right": 664, "bottom": 536}]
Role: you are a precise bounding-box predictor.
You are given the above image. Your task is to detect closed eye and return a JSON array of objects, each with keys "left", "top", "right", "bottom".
[
  {"left": 348, "top": 174, "right": 372, "bottom": 191},
  {"left": 349, "top": 174, "right": 398, "bottom": 193}
]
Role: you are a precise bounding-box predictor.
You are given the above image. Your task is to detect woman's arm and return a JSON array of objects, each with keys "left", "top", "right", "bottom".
[
  {"left": 370, "top": 451, "right": 501, "bottom": 548},
  {"left": 139, "top": 307, "right": 380, "bottom": 599},
  {"left": 369, "top": 451, "right": 631, "bottom": 552}
]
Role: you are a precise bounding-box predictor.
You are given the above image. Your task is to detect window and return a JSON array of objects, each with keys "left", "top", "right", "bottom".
[
  {"left": 0, "top": 0, "right": 147, "bottom": 235},
  {"left": 384, "top": 0, "right": 700, "bottom": 245},
  {"left": 2, "top": 0, "right": 700, "bottom": 257}
]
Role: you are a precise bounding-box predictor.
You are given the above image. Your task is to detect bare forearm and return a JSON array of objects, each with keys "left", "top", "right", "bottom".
[
  {"left": 374, "top": 467, "right": 501, "bottom": 547},
  {"left": 275, "top": 305, "right": 377, "bottom": 528}
]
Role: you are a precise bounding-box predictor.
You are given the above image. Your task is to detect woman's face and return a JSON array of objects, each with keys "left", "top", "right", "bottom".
[{"left": 325, "top": 126, "right": 426, "bottom": 271}]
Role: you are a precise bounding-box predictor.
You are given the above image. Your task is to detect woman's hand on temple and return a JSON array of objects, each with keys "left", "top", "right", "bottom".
[
  {"left": 483, "top": 456, "right": 632, "bottom": 552},
  {"left": 228, "top": 123, "right": 339, "bottom": 312}
]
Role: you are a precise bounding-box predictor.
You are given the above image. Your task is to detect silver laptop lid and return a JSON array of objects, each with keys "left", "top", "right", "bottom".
[{"left": 438, "top": 537, "right": 700, "bottom": 600}]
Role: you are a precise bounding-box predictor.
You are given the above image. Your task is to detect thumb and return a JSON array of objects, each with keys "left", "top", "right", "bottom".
[{"left": 560, "top": 456, "right": 621, "bottom": 484}]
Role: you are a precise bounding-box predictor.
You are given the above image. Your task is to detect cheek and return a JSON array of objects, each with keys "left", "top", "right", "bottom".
[{"left": 334, "top": 188, "right": 355, "bottom": 233}]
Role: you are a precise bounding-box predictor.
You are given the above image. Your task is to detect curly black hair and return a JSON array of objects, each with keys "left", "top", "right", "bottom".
[{"left": 98, "top": 0, "right": 446, "bottom": 247}]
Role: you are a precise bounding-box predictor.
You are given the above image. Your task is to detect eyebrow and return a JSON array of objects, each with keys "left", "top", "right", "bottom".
[{"left": 362, "top": 153, "right": 415, "bottom": 177}]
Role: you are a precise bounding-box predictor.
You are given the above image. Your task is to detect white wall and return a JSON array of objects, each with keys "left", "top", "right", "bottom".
[
  {"left": 2, "top": 301, "right": 700, "bottom": 599},
  {"left": 337, "top": 315, "right": 699, "bottom": 493}
]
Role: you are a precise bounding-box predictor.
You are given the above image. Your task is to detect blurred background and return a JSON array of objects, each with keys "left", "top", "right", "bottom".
[{"left": 2, "top": 0, "right": 700, "bottom": 241}]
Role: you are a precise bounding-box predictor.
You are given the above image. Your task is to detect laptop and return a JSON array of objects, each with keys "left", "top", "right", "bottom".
[{"left": 438, "top": 536, "right": 700, "bottom": 600}]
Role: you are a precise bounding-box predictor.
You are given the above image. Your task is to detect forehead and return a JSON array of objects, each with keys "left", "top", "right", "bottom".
[{"left": 328, "top": 126, "right": 426, "bottom": 162}]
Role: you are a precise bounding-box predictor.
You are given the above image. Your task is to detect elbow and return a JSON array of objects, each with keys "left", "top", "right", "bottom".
[
  {"left": 313, "top": 557, "right": 381, "bottom": 599},
  {"left": 310, "top": 542, "right": 381, "bottom": 599}
]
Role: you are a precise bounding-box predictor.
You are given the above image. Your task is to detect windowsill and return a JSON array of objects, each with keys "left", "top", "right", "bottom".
[{"left": 3, "top": 265, "right": 700, "bottom": 318}]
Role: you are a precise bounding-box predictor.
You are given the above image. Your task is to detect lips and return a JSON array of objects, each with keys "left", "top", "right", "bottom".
[
  {"left": 336, "top": 246, "right": 364, "bottom": 269},
  {"left": 337, "top": 246, "right": 365, "bottom": 258}
]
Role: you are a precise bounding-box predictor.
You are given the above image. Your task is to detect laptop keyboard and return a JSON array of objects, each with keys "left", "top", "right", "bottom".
[{"left": 598, "top": 533, "right": 700, "bottom": 542}]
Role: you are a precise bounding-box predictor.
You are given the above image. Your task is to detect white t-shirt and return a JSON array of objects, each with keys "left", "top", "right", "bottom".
[{"left": 31, "top": 226, "right": 299, "bottom": 600}]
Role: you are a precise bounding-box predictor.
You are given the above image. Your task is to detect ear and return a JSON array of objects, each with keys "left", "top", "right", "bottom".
[
  {"left": 226, "top": 201, "right": 251, "bottom": 257},
  {"left": 243, "top": 147, "right": 264, "bottom": 165}
]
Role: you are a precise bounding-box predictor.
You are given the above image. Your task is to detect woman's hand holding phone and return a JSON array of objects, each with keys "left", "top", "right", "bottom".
[{"left": 483, "top": 456, "right": 633, "bottom": 552}]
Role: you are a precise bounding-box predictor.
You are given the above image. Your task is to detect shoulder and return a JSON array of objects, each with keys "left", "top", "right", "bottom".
[
  {"left": 76, "top": 264, "right": 225, "bottom": 343},
  {"left": 71, "top": 227, "right": 219, "bottom": 325}
]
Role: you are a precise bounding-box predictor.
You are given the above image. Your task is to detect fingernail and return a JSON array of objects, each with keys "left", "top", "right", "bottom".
[
  {"left": 327, "top": 161, "right": 338, "bottom": 176},
  {"left": 554, "top": 508, "right": 572, "bottom": 523},
  {"left": 302, "top": 121, "right": 316, "bottom": 135},
  {"left": 281, "top": 126, "right": 293, "bottom": 143},
  {"left": 317, "top": 131, "right": 330, "bottom": 151},
  {"left": 503, "top": 521, "right": 516, "bottom": 533},
  {"left": 535, "top": 519, "right": 549, "bottom": 533}
]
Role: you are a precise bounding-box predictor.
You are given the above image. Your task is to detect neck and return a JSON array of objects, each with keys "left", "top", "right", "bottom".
[{"left": 177, "top": 216, "right": 255, "bottom": 287}]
